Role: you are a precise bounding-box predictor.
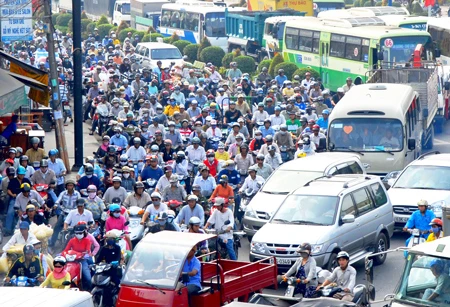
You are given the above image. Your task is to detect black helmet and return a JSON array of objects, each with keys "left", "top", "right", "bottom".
[
  {"left": 302, "top": 136, "right": 311, "bottom": 146},
  {"left": 23, "top": 244, "right": 34, "bottom": 254},
  {"left": 76, "top": 198, "right": 86, "bottom": 207},
  {"left": 19, "top": 155, "right": 29, "bottom": 162},
  {"left": 6, "top": 166, "right": 16, "bottom": 176},
  {"left": 298, "top": 243, "right": 312, "bottom": 255},
  {"left": 134, "top": 181, "right": 145, "bottom": 189},
  {"left": 111, "top": 197, "right": 122, "bottom": 205},
  {"left": 85, "top": 165, "right": 94, "bottom": 176},
  {"left": 108, "top": 146, "right": 116, "bottom": 154},
  {"left": 74, "top": 224, "right": 87, "bottom": 233}
]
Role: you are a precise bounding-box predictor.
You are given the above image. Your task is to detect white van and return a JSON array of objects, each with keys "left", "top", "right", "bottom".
[
  {"left": 135, "top": 42, "right": 183, "bottom": 69},
  {"left": 113, "top": 0, "right": 131, "bottom": 26},
  {"left": 243, "top": 153, "right": 366, "bottom": 239},
  {"left": 0, "top": 287, "right": 94, "bottom": 306}
]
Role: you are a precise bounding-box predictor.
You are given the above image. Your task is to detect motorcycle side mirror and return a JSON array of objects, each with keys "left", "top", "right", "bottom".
[
  {"left": 62, "top": 281, "right": 71, "bottom": 286},
  {"left": 224, "top": 220, "right": 231, "bottom": 225},
  {"left": 124, "top": 221, "right": 130, "bottom": 226},
  {"left": 88, "top": 221, "right": 94, "bottom": 225},
  {"left": 182, "top": 272, "right": 190, "bottom": 283}
]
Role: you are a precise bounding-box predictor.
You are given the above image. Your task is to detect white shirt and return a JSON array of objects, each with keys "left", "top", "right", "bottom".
[
  {"left": 269, "top": 114, "right": 286, "bottom": 126},
  {"left": 310, "top": 132, "right": 326, "bottom": 147},
  {"left": 264, "top": 153, "right": 283, "bottom": 170},
  {"left": 156, "top": 175, "right": 171, "bottom": 192},
  {"left": 48, "top": 158, "right": 67, "bottom": 185},
  {"left": 64, "top": 209, "right": 94, "bottom": 227},
  {"left": 239, "top": 175, "right": 265, "bottom": 193},
  {"left": 126, "top": 146, "right": 146, "bottom": 162},
  {"left": 252, "top": 110, "right": 269, "bottom": 122},
  {"left": 185, "top": 145, "right": 206, "bottom": 165},
  {"left": 207, "top": 208, "right": 234, "bottom": 240},
  {"left": 209, "top": 70, "right": 222, "bottom": 82},
  {"left": 206, "top": 127, "right": 222, "bottom": 139},
  {"left": 145, "top": 202, "right": 169, "bottom": 216},
  {"left": 2, "top": 232, "right": 37, "bottom": 256}
]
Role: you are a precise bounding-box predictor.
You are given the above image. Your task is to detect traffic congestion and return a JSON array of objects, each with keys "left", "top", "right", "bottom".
[{"left": 1, "top": 0, "right": 450, "bottom": 306}]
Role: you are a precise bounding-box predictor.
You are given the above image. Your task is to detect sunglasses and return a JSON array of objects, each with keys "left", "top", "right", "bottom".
[
  {"left": 151, "top": 198, "right": 160, "bottom": 201},
  {"left": 75, "top": 232, "right": 84, "bottom": 235},
  {"left": 54, "top": 265, "right": 63, "bottom": 268}
]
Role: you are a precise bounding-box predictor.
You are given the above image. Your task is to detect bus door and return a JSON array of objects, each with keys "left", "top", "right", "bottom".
[{"left": 320, "top": 33, "right": 330, "bottom": 87}]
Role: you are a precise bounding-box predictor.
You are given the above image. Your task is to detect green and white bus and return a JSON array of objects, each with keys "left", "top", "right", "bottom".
[{"left": 282, "top": 17, "right": 434, "bottom": 91}]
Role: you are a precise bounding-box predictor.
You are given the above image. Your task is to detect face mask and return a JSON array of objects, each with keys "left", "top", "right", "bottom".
[
  {"left": 103, "top": 141, "right": 109, "bottom": 146},
  {"left": 255, "top": 136, "right": 262, "bottom": 140},
  {"left": 113, "top": 212, "right": 121, "bottom": 218},
  {"left": 300, "top": 252, "right": 309, "bottom": 258},
  {"left": 218, "top": 148, "right": 224, "bottom": 153},
  {"left": 34, "top": 249, "right": 41, "bottom": 256},
  {"left": 75, "top": 234, "right": 84, "bottom": 240},
  {"left": 123, "top": 173, "right": 130, "bottom": 178},
  {"left": 236, "top": 141, "right": 242, "bottom": 146},
  {"left": 175, "top": 90, "right": 180, "bottom": 94},
  {"left": 106, "top": 239, "right": 115, "bottom": 246},
  {"left": 113, "top": 103, "right": 119, "bottom": 108},
  {"left": 164, "top": 69, "right": 169, "bottom": 73},
  {"left": 88, "top": 192, "right": 96, "bottom": 199},
  {"left": 227, "top": 166, "right": 234, "bottom": 171},
  {"left": 128, "top": 163, "right": 134, "bottom": 167},
  {"left": 86, "top": 174, "right": 93, "bottom": 178},
  {"left": 169, "top": 127, "right": 174, "bottom": 131},
  {"left": 157, "top": 110, "right": 162, "bottom": 114},
  {"left": 208, "top": 157, "right": 214, "bottom": 162},
  {"left": 432, "top": 227, "right": 440, "bottom": 234},
  {"left": 142, "top": 128, "right": 148, "bottom": 132},
  {"left": 287, "top": 85, "right": 292, "bottom": 89},
  {"left": 158, "top": 220, "right": 166, "bottom": 226},
  {"left": 54, "top": 267, "right": 64, "bottom": 273},
  {"left": 153, "top": 200, "right": 160, "bottom": 206}
]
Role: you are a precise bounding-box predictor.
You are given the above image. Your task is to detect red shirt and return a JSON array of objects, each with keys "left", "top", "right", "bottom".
[
  {"left": 203, "top": 158, "right": 219, "bottom": 177},
  {"left": 64, "top": 237, "right": 91, "bottom": 254}
]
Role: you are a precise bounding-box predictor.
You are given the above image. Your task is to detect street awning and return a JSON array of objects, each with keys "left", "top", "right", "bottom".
[
  {"left": 6, "top": 71, "right": 48, "bottom": 92},
  {"left": 0, "top": 69, "right": 27, "bottom": 115}
]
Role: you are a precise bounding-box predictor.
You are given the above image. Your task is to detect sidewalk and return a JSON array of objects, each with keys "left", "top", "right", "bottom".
[{"left": 44, "top": 120, "right": 100, "bottom": 180}]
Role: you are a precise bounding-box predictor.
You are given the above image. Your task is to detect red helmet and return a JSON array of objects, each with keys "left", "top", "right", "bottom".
[
  {"left": 207, "top": 94, "right": 215, "bottom": 99},
  {"left": 206, "top": 149, "right": 215, "bottom": 156},
  {"left": 430, "top": 218, "right": 443, "bottom": 227}
]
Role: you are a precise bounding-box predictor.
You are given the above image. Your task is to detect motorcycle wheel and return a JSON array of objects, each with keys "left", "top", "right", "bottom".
[
  {"left": 234, "top": 241, "right": 239, "bottom": 259},
  {"left": 63, "top": 111, "right": 68, "bottom": 124},
  {"left": 93, "top": 293, "right": 103, "bottom": 307}
]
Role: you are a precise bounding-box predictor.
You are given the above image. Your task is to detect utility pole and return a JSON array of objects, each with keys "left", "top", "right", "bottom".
[
  {"left": 72, "top": 0, "right": 83, "bottom": 171},
  {"left": 43, "top": 0, "right": 71, "bottom": 172}
]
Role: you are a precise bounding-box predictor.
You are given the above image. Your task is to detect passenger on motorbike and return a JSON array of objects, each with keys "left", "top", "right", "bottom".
[
  {"left": 140, "top": 155, "right": 164, "bottom": 182},
  {"left": 121, "top": 166, "right": 136, "bottom": 192},
  {"left": 403, "top": 200, "right": 434, "bottom": 244},
  {"left": 318, "top": 251, "right": 356, "bottom": 301},
  {"left": 96, "top": 135, "right": 111, "bottom": 158},
  {"left": 40, "top": 255, "right": 71, "bottom": 289},
  {"left": 162, "top": 175, "right": 187, "bottom": 202},
  {"left": 282, "top": 243, "right": 317, "bottom": 298},
  {"left": 204, "top": 197, "right": 237, "bottom": 260},
  {"left": 31, "top": 238, "right": 50, "bottom": 277},
  {"left": 427, "top": 218, "right": 444, "bottom": 242},
  {"left": 19, "top": 155, "right": 35, "bottom": 180},
  {"left": 149, "top": 211, "right": 178, "bottom": 233},
  {"left": 25, "top": 137, "right": 45, "bottom": 164},
  {"left": 228, "top": 134, "right": 244, "bottom": 159},
  {"left": 5, "top": 244, "right": 44, "bottom": 285},
  {"left": 264, "top": 145, "right": 283, "bottom": 169},
  {"left": 63, "top": 223, "right": 93, "bottom": 289},
  {"left": 105, "top": 203, "right": 132, "bottom": 249},
  {"left": 15, "top": 182, "right": 45, "bottom": 217},
  {"left": 254, "top": 154, "right": 273, "bottom": 180},
  {"left": 22, "top": 203, "right": 46, "bottom": 226},
  {"left": 104, "top": 177, "right": 128, "bottom": 204},
  {"left": 123, "top": 181, "right": 151, "bottom": 209},
  {"left": 175, "top": 194, "right": 205, "bottom": 226}
]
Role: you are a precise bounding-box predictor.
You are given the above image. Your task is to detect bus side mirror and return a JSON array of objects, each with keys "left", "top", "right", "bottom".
[
  {"left": 408, "top": 138, "right": 416, "bottom": 150},
  {"left": 377, "top": 51, "right": 384, "bottom": 61},
  {"left": 435, "top": 48, "right": 441, "bottom": 58},
  {"left": 318, "top": 138, "right": 326, "bottom": 151},
  {"left": 328, "top": 142, "right": 335, "bottom": 151}
]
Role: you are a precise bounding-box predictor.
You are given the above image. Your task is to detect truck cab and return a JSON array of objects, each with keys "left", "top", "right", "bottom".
[{"left": 113, "top": 0, "right": 131, "bottom": 26}]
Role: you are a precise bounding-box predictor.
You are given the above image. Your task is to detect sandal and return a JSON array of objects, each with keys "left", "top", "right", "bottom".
[{"left": 89, "top": 131, "right": 94, "bottom": 135}]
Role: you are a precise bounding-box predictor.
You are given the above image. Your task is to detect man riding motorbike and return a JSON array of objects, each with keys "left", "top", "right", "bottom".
[{"left": 5, "top": 244, "right": 44, "bottom": 285}]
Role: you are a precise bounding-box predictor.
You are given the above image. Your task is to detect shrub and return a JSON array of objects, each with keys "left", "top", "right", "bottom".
[
  {"left": 52, "top": 13, "right": 59, "bottom": 25},
  {"left": 411, "top": 1, "right": 423, "bottom": 14},
  {"left": 274, "top": 62, "right": 298, "bottom": 80},
  {"left": 118, "top": 27, "right": 136, "bottom": 41},
  {"left": 86, "top": 21, "right": 96, "bottom": 34},
  {"left": 134, "top": 30, "right": 146, "bottom": 41},
  {"left": 375, "top": 1, "right": 382, "bottom": 5},
  {"left": 173, "top": 40, "right": 191, "bottom": 53},
  {"left": 200, "top": 46, "right": 226, "bottom": 67},
  {"left": 234, "top": 55, "right": 256, "bottom": 75},
  {"left": 67, "top": 19, "right": 73, "bottom": 32},
  {"left": 184, "top": 44, "right": 199, "bottom": 62},
  {"left": 170, "top": 33, "right": 180, "bottom": 43},
  {"left": 142, "top": 34, "right": 151, "bottom": 42},
  {"left": 56, "top": 13, "right": 72, "bottom": 27},
  {"left": 392, "top": 1, "right": 401, "bottom": 6},
  {"left": 97, "top": 24, "right": 114, "bottom": 39},
  {"left": 163, "top": 37, "right": 172, "bottom": 44},
  {"left": 81, "top": 19, "right": 91, "bottom": 32},
  {"left": 257, "top": 59, "right": 272, "bottom": 73},
  {"left": 344, "top": 0, "right": 354, "bottom": 4},
  {"left": 268, "top": 53, "right": 284, "bottom": 76},
  {"left": 97, "top": 15, "right": 109, "bottom": 26},
  {"left": 197, "top": 37, "right": 211, "bottom": 61},
  {"left": 55, "top": 25, "right": 68, "bottom": 34},
  {"left": 116, "top": 21, "right": 128, "bottom": 37},
  {"left": 150, "top": 33, "right": 163, "bottom": 41},
  {"left": 292, "top": 67, "right": 320, "bottom": 81},
  {"left": 353, "top": 0, "right": 363, "bottom": 6},
  {"left": 81, "top": 11, "right": 88, "bottom": 19},
  {"left": 222, "top": 53, "right": 235, "bottom": 68}
]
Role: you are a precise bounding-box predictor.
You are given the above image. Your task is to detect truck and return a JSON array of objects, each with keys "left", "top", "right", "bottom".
[
  {"left": 247, "top": 0, "right": 314, "bottom": 16},
  {"left": 367, "top": 65, "right": 444, "bottom": 150},
  {"left": 84, "top": 0, "right": 131, "bottom": 25},
  {"left": 130, "top": 0, "right": 168, "bottom": 31},
  {"left": 52, "top": 0, "right": 84, "bottom": 13},
  {"left": 225, "top": 9, "right": 305, "bottom": 61}
]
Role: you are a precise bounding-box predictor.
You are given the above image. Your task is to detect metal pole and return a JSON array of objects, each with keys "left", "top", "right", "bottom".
[
  {"left": 72, "top": 0, "right": 83, "bottom": 171},
  {"left": 43, "top": 0, "right": 71, "bottom": 172}
]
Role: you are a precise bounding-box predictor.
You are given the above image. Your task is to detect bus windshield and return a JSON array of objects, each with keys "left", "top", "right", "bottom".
[
  {"left": 381, "top": 35, "right": 431, "bottom": 63},
  {"left": 205, "top": 12, "right": 226, "bottom": 37},
  {"left": 329, "top": 118, "right": 404, "bottom": 152}
]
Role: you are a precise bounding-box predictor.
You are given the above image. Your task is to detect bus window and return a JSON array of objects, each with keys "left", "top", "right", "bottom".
[
  {"left": 185, "top": 12, "right": 200, "bottom": 31},
  {"left": 205, "top": 12, "right": 226, "bottom": 37},
  {"left": 330, "top": 34, "right": 346, "bottom": 58},
  {"left": 299, "top": 30, "right": 314, "bottom": 52},
  {"left": 265, "top": 23, "right": 274, "bottom": 36},
  {"left": 161, "top": 9, "right": 172, "bottom": 27},
  {"left": 313, "top": 31, "right": 320, "bottom": 54},
  {"left": 344, "top": 36, "right": 362, "bottom": 61},
  {"left": 285, "top": 27, "right": 299, "bottom": 50}
]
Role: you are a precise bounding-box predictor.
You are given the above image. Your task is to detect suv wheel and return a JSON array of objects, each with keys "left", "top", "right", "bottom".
[
  {"left": 326, "top": 252, "right": 338, "bottom": 271},
  {"left": 373, "top": 233, "right": 388, "bottom": 265}
]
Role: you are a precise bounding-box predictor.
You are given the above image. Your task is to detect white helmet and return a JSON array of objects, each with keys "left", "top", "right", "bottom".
[
  {"left": 187, "top": 195, "right": 198, "bottom": 202},
  {"left": 151, "top": 192, "right": 162, "bottom": 199},
  {"left": 189, "top": 216, "right": 201, "bottom": 226}
]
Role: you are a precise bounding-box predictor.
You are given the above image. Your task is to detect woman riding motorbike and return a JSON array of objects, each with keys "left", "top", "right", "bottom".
[
  {"left": 40, "top": 256, "right": 71, "bottom": 289},
  {"left": 105, "top": 203, "right": 132, "bottom": 249}
]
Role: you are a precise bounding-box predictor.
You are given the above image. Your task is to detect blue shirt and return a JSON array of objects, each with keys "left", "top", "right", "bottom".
[
  {"left": 405, "top": 209, "right": 435, "bottom": 233},
  {"left": 78, "top": 164, "right": 104, "bottom": 179},
  {"left": 275, "top": 75, "right": 287, "bottom": 87},
  {"left": 141, "top": 166, "right": 164, "bottom": 181},
  {"left": 182, "top": 256, "right": 201, "bottom": 289},
  {"left": 217, "top": 170, "right": 240, "bottom": 185},
  {"left": 48, "top": 158, "right": 67, "bottom": 185},
  {"left": 316, "top": 117, "right": 328, "bottom": 129},
  {"left": 175, "top": 204, "right": 205, "bottom": 226},
  {"left": 259, "top": 126, "right": 275, "bottom": 138},
  {"left": 110, "top": 134, "right": 128, "bottom": 147}
]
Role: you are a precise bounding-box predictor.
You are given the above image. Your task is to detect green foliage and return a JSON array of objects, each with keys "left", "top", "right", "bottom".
[
  {"left": 274, "top": 62, "right": 298, "bottom": 80},
  {"left": 197, "top": 37, "right": 212, "bottom": 61},
  {"left": 163, "top": 37, "right": 172, "bottom": 44},
  {"left": 56, "top": 13, "right": 72, "bottom": 27},
  {"left": 81, "top": 11, "right": 88, "bottom": 19},
  {"left": 173, "top": 40, "right": 191, "bottom": 53},
  {"left": 97, "top": 24, "right": 114, "bottom": 39},
  {"left": 118, "top": 27, "right": 136, "bottom": 42},
  {"left": 142, "top": 34, "right": 151, "bottom": 42},
  {"left": 81, "top": 19, "right": 91, "bottom": 32},
  {"left": 67, "top": 19, "right": 73, "bottom": 32},
  {"left": 86, "top": 22, "right": 96, "bottom": 34},
  {"left": 353, "top": 0, "right": 363, "bottom": 6},
  {"left": 52, "top": 13, "right": 59, "bottom": 25},
  {"left": 222, "top": 53, "right": 235, "bottom": 68},
  {"left": 134, "top": 30, "right": 146, "bottom": 41},
  {"left": 392, "top": 1, "right": 401, "bottom": 6},
  {"left": 184, "top": 44, "right": 199, "bottom": 62},
  {"left": 110, "top": 26, "right": 118, "bottom": 33},
  {"left": 411, "top": 1, "right": 423, "bottom": 14},
  {"left": 150, "top": 33, "right": 163, "bottom": 41},
  {"left": 257, "top": 59, "right": 272, "bottom": 73},
  {"left": 375, "top": 1, "right": 382, "bottom": 5},
  {"left": 199, "top": 46, "right": 226, "bottom": 67},
  {"left": 268, "top": 53, "right": 284, "bottom": 76},
  {"left": 116, "top": 21, "right": 128, "bottom": 37},
  {"left": 55, "top": 25, "right": 68, "bottom": 34},
  {"left": 363, "top": 1, "right": 373, "bottom": 6},
  {"left": 97, "top": 15, "right": 110, "bottom": 26},
  {"left": 234, "top": 55, "right": 256, "bottom": 75},
  {"left": 292, "top": 67, "right": 320, "bottom": 80}
]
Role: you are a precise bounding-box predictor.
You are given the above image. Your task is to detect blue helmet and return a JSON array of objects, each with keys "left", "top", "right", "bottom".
[
  {"left": 49, "top": 149, "right": 59, "bottom": 156},
  {"left": 109, "top": 204, "right": 120, "bottom": 213},
  {"left": 17, "top": 166, "right": 26, "bottom": 175},
  {"left": 198, "top": 78, "right": 205, "bottom": 83}
]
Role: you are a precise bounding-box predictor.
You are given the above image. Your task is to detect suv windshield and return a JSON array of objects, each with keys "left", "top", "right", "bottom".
[
  {"left": 122, "top": 244, "right": 185, "bottom": 289},
  {"left": 272, "top": 195, "right": 338, "bottom": 225},
  {"left": 393, "top": 165, "right": 450, "bottom": 190},
  {"left": 151, "top": 48, "right": 182, "bottom": 60},
  {"left": 329, "top": 118, "right": 403, "bottom": 152},
  {"left": 262, "top": 170, "right": 323, "bottom": 194},
  {"left": 395, "top": 254, "right": 449, "bottom": 306}
]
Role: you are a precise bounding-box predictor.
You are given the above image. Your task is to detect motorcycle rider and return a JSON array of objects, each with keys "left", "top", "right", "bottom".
[
  {"left": 193, "top": 166, "right": 217, "bottom": 199},
  {"left": 259, "top": 135, "right": 279, "bottom": 156},
  {"left": 31, "top": 159, "right": 57, "bottom": 186},
  {"left": 265, "top": 145, "right": 283, "bottom": 170},
  {"left": 85, "top": 185, "right": 106, "bottom": 220},
  {"left": 239, "top": 165, "right": 264, "bottom": 194},
  {"left": 403, "top": 199, "right": 434, "bottom": 244},
  {"left": 104, "top": 176, "right": 128, "bottom": 204},
  {"left": 105, "top": 203, "right": 132, "bottom": 249},
  {"left": 77, "top": 164, "right": 103, "bottom": 193},
  {"left": 149, "top": 211, "right": 177, "bottom": 233},
  {"left": 274, "top": 124, "right": 295, "bottom": 160},
  {"left": 25, "top": 137, "right": 45, "bottom": 163},
  {"left": 235, "top": 144, "right": 253, "bottom": 182},
  {"left": 63, "top": 223, "right": 93, "bottom": 290},
  {"left": 295, "top": 136, "right": 316, "bottom": 159},
  {"left": 40, "top": 255, "right": 71, "bottom": 289},
  {"left": 316, "top": 109, "right": 330, "bottom": 130},
  {"left": 185, "top": 216, "right": 208, "bottom": 254},
  {"left": 318, "top": 251, "right": 356, "bottom": 301},
  {"left": 173, "top": 151, "right": 190, "bottom": 192},
  {"left": 19, "top": 155, "right": 34, "bottom": 180},
  {"left": 141, "top": 192, "right": 169, "bottom": 222},
  {"left": 22, "top": 203, "right": 45, "bottom": 226},
  {"left": 204, "top": 197, "right": 236, "bottom": 260},
  {"left": 175, "top": 194, "right": 205, "bottom": 226},
  {"left": 162, "top": 175, "right": 187, "bottom": 202},
  {"left": 210, "top": 175, "right": 234, "bottom": 205},
  {"left": 95, "top": 231, "right": 123, "bottom": 288},
  {"left": 126, "top": 137, "right": 146, "bottom": 171},
  {"left": 123, "top": 181, "right": 151, "bottom": 208},
  {"left": 203, "top": 149, "right": 218, "bottom": 177},
  {"left": 64, "top": 199, "right": 94, "bottom": 231},
  {"left": 427, "top": 218, "right": 444, "bottom": 242},
  {"left": 140, "top": 155, "right": 163, "bottom": 182},
  {"left": 1, "top": 221, "right": 37, "bottom": 258},
  {"left": 310, "top": 125, "right": 326, "bottom": 149},
  {"left": 15, "top": 183, "right": 45, "bottom": 218},
  {"left": 96, "top": 135, "right": 111, "bottom": 158},
  {"left": 254, "top": 154, "right": 273, "bottom": 180},
  {"left": 48, "top": 149, "right": 67, "bottom": 195},
  {"left": 282, "top": 243, "right": 317, "bottom": 298},
  {"left": 121, "top": 166, "right": 136, "bottom": 192},
  {"left": 111, "top": 127, "right": 128, "bottom": 148},
  {"left": 5, "top": 166, "right": 32, "bottom": 235},
  {"left": 5, "top": 244, "right": 44, "bottom": 285}
]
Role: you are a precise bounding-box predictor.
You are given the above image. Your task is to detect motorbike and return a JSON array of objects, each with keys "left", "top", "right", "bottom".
[
  {"left": 176, "top": 174, "right": 188, "bottom": 189},
  {"left": 209, "top": 136, "right": 222, "bottom": 151},
  {"left": 144, "top": 178, "right": 157, "bottom": 195},
  {"left": 189, "top": 159, "right": 202, "bottom": 178},
  {"left": 62, "top": 100, "right": 73, "bottom": 123},
  {"left": 404, "top": 228, "right": 428, "bottom": 258},
  {"left": 280, "top": 145, "right": 293, "bottom": 163},
  {"left": 96, "top": 104, "right": 110, "bottom": 136},
  {"left": 128, "top": 206, "right": 145, "bottom": 246},
  {"left": 205, "top": 220, "right": 244, "bottom": 259},
  {"left": 108, "top": 227, "right": 131, "bottom": 263},
  {"left": 62, "top": 250, "right": 84, "bottom": 290},
  {"left": 167, "top": 199, "right": 183, "bottom": 215},
  {"left": 239, "top": 187, "right": 257, "bottom": 217},
  {"left": 91, "top": 261, "right": 121, "bottom": 307},
  {"left": 280, "top": 276, "right": 302, "bottom": 298},
  {"left": 4, "top": 275, "right": 40, "bottom": 287}
]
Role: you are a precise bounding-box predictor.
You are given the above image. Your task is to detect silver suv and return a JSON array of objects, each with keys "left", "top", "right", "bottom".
[{"left": 250, "top": 174, "right": 394, "bottom": 272}]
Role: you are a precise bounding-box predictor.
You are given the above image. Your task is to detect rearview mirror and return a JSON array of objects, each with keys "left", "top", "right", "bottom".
[
  {"left": 124, "top": 221, "right": 130, "bottom": 226},
  {"left": 342, "top": 214, "right": 355, "bottom": 224},
  {"left": 318, "top": 138, "right": 326, "bottom": 151},
  {"left": 408, "top": 138, "right": 416, "bottom": 150},
  {"left": 328, "top": 142, "right": 335, "bottom": 151},
  {"left": 224, "top": 220, "right": 231, "bottom": 225}
]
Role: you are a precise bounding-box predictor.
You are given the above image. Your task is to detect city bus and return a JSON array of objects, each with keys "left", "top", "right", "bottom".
[
  {"left": 282, "top": 17, "right": 434, "bottom": 91},
  {"left": 327, "top": 83, "right": 422, "bottom": 174},
  {"left": 159, "top": 2, "right": 243, "bottom": 50},
  {"left": 313, "top": 0, "right": 345, "bottom": 16},
  {"left": 263, "top": 16, "right": 305, "bottom": 59}
]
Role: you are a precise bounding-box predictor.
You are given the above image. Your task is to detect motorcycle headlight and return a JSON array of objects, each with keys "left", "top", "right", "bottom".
[
  {"left": 311, "top": 244, "right": 323, "bottom": 255},
  {"left": 250, "top": 242, "right": 266, "bottom": 254},
  {"left": 129, "top": 220, "right": 140, "bottom": 228},
  {"left": 245, "top": 207, "right": 257, "bottom": 218},
  {"left": 430, "top": 200, "right": 445, "bottom": 218}
]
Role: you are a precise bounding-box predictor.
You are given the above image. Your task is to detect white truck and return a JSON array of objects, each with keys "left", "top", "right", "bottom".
[{"left": 130, "top": 0, "right": 169, "bottom": 31}]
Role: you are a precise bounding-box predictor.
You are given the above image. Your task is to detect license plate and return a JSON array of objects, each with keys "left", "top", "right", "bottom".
[
  {"left": 269, "top": 257, "right": 291, "bottom": 265},
  {"left": 395, "top": 217, "right": 409, "bottom": 223},
  {"left": 64, "top": 106, "right": 70, "bottom": 110}
]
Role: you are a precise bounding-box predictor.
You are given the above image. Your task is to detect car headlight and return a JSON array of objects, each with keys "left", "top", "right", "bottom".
[
  {"left": 311, "top": 244, "right": 323, "bottom": 254},
  {"left": 245, "top": 207, "right": 257, "bottom": 218},
  {"left": 430, "top": 200, "right": 445, "bottom": 218},
  {"left": 251, "top": 242, "right": 266, "bottom": 254}
]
